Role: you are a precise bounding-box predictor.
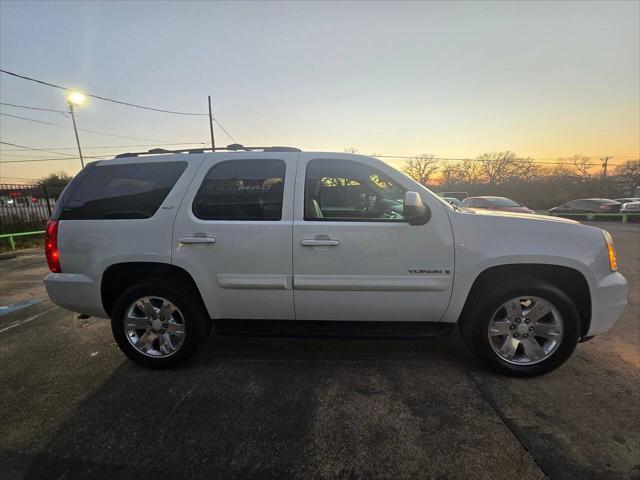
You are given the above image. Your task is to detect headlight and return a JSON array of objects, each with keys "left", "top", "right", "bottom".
[{"left": 602, "top": 230, "right": 617, "bottom": 272}]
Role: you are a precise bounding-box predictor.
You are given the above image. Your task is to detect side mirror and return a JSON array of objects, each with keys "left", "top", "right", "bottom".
[{"left": 404, "top": 191, "right": 431, "bottom": 226}]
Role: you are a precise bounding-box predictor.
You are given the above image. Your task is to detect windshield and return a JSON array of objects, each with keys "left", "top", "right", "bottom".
[
  {"left": 488, "top": 197, "right": 521, "bottom": 207},
  {"left": 594, "top": 199, "right": 621, "bottom": 205}
]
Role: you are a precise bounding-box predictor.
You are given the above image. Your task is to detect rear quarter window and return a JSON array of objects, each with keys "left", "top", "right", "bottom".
[{"left": 60, "top": 161, "right": 187, "bottom": 220}]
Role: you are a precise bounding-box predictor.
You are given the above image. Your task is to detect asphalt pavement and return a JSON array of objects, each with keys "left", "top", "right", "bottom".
[{"left": 0, "top": 222, "right": 638, "bottom": 480}]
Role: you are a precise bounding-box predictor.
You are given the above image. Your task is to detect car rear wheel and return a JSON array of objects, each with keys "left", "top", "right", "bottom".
[
  {"left": 111, "top": 281, "right": 211, "bottom": 368},
  {"left": 460, "top": 277, "right": 581, "bottom": 376}
]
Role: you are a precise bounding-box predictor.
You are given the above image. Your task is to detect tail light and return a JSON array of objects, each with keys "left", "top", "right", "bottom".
[{"left": 45, "top": 220, "right": 61, "bottom": 273}]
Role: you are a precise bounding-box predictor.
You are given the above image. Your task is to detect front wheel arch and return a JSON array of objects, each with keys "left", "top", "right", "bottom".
[{"left": 459, "top": 264, "right": 591, "bottom": 338}]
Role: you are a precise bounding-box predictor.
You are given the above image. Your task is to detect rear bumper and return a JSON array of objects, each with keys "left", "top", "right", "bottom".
[
  {"left": 587, "top": 271, "right": 628, "bottom": 336},
  {"left": 43, "top": 273, "right": 108, "bottom": 318}
]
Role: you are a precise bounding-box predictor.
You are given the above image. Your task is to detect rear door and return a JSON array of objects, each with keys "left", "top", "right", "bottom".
[
  {"left": 172, "top": 153, "right": 297, "bottom": 320},
  {"left": 292, "top": 153, "right": 454, "bottom": 322}
]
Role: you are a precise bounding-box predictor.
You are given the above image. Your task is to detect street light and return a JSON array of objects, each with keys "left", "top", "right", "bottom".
[{"left": 67, "top": 92, "right": 86, "bottom": 167}]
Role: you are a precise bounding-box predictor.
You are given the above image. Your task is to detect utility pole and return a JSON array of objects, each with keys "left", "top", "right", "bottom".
[
  {"left": 600, "top": 156, "right": 613, "bottom": 198},
  {"left": 208, "top": 95, "right": 216, "bottom": 150},
  {"left": 68, "top": 102, "right": 84, "bottom": 168}
]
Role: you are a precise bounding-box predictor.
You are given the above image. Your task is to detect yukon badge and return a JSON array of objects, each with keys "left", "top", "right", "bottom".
[{"left": 408, "top": 268, "right": 451, "bottom": 274}]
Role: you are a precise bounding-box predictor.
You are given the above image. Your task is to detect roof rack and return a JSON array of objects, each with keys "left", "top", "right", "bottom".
[{"left": 114, "top": 144, "right": 301, "bottom": 158}]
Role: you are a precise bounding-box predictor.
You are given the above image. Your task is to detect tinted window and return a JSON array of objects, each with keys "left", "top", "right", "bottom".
[
  {"left": 305, "top": 159, "right": 406, "bottom": 221},
  {"left": 193, "top": 159, "right": 285, "bottom": 221},
  {"left": 60, "top": 161, "right": 187, "bottom": 220}
]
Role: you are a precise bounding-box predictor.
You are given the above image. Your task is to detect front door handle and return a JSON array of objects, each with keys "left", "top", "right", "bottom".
[
  {"left": 300, "top": 239, "right": 339, "bottom": 247},
  {"left": 179, "top": 236, "right": 216, "bottom": 245}
]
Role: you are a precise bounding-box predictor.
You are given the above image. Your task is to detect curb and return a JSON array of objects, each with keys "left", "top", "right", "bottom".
[{"left": 0, "top": 248, "right": 42, "bottom": 261}]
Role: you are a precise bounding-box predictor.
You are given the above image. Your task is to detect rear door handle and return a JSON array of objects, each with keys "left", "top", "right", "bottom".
[
  {"left": 179, "top": 236, "right": 216, "bottom": 245},
  {"left": 300, "top": 239, "right": 339, "bottom": 247}
]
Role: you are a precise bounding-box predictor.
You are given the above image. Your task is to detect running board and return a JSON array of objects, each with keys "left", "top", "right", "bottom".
[{"left": 214, "top": 320, "right": 454, "bottom": 339}]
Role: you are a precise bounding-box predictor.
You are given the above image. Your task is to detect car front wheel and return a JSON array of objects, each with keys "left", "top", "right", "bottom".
[{"left": 460, "top": 278, "right": 581, "bottom": 376}]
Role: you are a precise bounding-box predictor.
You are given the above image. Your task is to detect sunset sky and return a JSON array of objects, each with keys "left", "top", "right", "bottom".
[{"left": 1, "top": 0, "right": 639, "bottom": 181}]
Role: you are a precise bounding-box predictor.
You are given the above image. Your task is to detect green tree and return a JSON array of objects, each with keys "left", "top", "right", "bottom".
[{"left": 39, "top": 172, "right": 72, "bottom": 192}]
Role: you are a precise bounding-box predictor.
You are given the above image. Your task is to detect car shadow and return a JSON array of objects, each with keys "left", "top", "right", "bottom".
[{"left": 20, "top": 331, "right": 485, "bottom": 480}]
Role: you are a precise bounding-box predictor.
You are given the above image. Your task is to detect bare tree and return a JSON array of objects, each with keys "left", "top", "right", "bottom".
[
  {"left": 476, "top": 151, "right": 522, "bottom": 184},
  {"left": 457, "top": 159, "right": 483, "bottom": 183},
  {"left": 403, "top": 154, "right": 440, "bottom": 186},
  {"left": 615, "top": 159, "right": 640, "bottom": 192},
  {"left": 554, "top": 155, "right": 593, "bottom": 182},
  {"left": 440, "top": 159, "right": 483, "bottom": 184},
  {"left": 514, "top": 157, "right": 542, "bottom": 183},
  {"left": 440, "top": 163, "right": 465, "bottom": 185}
]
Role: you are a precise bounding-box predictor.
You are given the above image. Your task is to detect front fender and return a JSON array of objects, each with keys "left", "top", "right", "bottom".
[{"left": 440, "top": 211, "right": 609, "bottom": 324}]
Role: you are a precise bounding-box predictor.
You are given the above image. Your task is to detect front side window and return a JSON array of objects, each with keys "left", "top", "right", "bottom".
[
  {"left": 304, "top": 159, "right": 406, "bottom": 221},
  {"left": 193, "top": 159, "right": 285, "bottom": 220},
  {"left": 60, "top": 161, "right": 187, "bottom": 220}
]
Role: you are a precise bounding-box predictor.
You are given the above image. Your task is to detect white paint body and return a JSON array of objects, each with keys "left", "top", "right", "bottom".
[{"left": 44, "top": 152, "right": 627, "bottom": 337}]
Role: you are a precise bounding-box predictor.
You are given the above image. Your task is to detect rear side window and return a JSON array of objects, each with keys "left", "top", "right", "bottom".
[
  {"left": 60, "top": 161, "right": 187, "bottom": 220},
  {"left": 193, "top": 159, "right": 285, "bottom": 221}
]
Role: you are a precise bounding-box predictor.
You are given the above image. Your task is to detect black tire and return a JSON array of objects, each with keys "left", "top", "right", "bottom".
[
  {"left": 111, "top": 280, "right": 211, "bottom": 369},
  {"left": 459, "top": 277, "right": 581, "bottom": 377}
]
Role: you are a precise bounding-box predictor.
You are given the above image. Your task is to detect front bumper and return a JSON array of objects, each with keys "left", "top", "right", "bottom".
[
  {"left": 44, "top": 273, "right": 108, "bottom": 318},
  {"left": 587, "top": 271, "right": 628, "bottom": 336}
]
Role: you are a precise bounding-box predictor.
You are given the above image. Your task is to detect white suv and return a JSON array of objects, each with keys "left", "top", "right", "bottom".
[{"left": 43, "top": 146, "right": 627, "bottom": 376}]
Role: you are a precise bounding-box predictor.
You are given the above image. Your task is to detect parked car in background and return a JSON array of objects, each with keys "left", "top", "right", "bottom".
[
  {"left": 442, "top": 197, "right": 463, "bottom": 207},
  {"left": 620, "top": 201, "right": 640, "bottom": 213},
  {"left": 614, "top": 198, "right": 640, "bottom": 204},
  {"left": 549, "top": 199, "right": 622, "bottom": 215},
  {"left": 461, "top": 196, "right": 534, "bottom": 214},
  {"left": 440, "top": 192, "right": 469, "bottom": 201}
]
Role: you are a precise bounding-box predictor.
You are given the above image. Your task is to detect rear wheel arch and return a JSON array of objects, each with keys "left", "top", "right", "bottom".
[
  {"left": 101, "top": 262, "right": 210, "bottom": 319},
  {"left": 460, "top": 263, "right": 592, "bottom": 338}
]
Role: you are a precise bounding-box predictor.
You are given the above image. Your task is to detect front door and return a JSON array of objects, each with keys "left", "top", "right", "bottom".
[
  {"left": 292, "top": 153, "right": 454, "bottom": 322},
  {"left": 172, "top": 153, "right": 297, "bottom": 320}
]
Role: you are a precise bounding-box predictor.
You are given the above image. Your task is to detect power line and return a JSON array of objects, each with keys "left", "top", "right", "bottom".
[
  {"left": 371, "top": 154, "right": 626, "bottom": 167},
  {"left": 213, "top": 120, "right": 237, "bottom": 143},
  {"left": 0, "top": 69, "right": 207, "bottom": 116},
  {"left": 0, "top": 142, "right": 206, "bottom": 152},
  {"left": 1, "top": 112, "right": 176, "bottom": 143},
  {"left": 0, "top": 69, "right": 239, "bottom": 141},
  {"left": 0, "top": 102, "right": 67, "bottom": 116},
  {"left": 0, "top": 154, "right": 113, "bottom": 164},
  {"left": 0, "top": 157, "right": 100, "bottom": 164},
  {"left": 0, "top": 141, "right": 77, "bottom": 157},
  {"left": 1, "top": 112, "right": 61, "bottom": 127}
]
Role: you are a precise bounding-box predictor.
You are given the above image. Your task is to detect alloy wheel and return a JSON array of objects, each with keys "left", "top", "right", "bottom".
[
  {"left": 124, "top": 296, "right": 186, "bottom": 358},
  {"left": 488, "top": 296, "right": 564, "bottom": 365}
]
